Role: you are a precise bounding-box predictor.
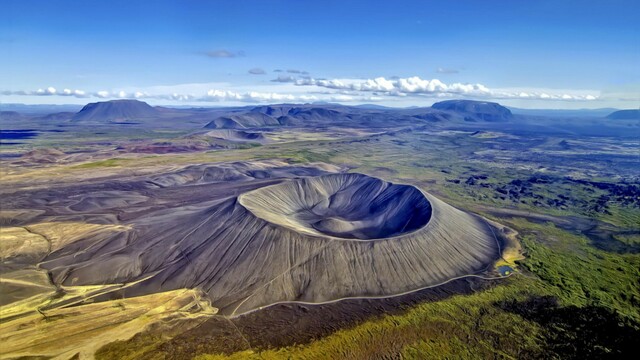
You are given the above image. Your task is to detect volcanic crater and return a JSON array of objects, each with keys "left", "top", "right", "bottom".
[
  {"left": 8, "top": 163, "right": 503, "bottom": 315},
  {"left": 240, "top": 173, "right": 432, "bottom": 240}
]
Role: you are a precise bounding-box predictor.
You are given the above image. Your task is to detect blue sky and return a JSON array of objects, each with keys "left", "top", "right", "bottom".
[{"left": 1, "top": 0, "right": 638, "bottom": 108}]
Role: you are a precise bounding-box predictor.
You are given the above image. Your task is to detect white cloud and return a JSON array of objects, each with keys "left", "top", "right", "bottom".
[
  {"left": 295, "top": 76, "right": 491, "bottom": 96},
  {"left": 0, "top": 77, "right": 603, "bottom": 105},
  {"left": 203, "top": 89, "right": 295, "bottom": 102},
  {"left": 2, "top": 86, "right": 88, "bottom": 98},
  {"left": 295, "top": 76, "right": 599, "bottom": 101}
]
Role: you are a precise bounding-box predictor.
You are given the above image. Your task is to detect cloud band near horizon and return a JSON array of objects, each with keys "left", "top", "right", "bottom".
[{"left": 1, "top": 76, "right": 604, "bottom": 105}]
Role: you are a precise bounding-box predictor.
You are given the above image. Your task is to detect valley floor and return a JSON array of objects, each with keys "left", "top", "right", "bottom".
[{"left": 1, "top": 115, "right": 638, "bottom": 359}]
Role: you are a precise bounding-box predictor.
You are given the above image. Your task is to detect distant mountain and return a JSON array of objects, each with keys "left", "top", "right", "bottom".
[
  {"left": 432, "top": 100, "right": 513, "bottom": 122},
  {"left": 0, "top": 111, "right": 26, "bottom": 121},
  {"left": 202, "top": 104, "right": 457, "bottom": 129},
  {"left": 606, "top": 109, "right": 640, "bottom": 120},
  {"left": 250, "top": 105, "right": 295, "bottom": 117},
  {"left": 203, "top": 112, "right": 280, "bottom": 129},
  {"left": 72, "top": 100, "right": 160, "bottom": 123},
  {"left": 204, "top": 106, "right": 344, "bottom": 129}
]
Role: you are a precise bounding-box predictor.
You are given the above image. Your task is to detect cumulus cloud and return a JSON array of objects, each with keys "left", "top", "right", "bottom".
[
  {"left": 204, "top": 89, "right": 296, "bottom": 102},
  {"left": 295, "top": 76, "right": 489, "bottom": 96},
  {"left": 295, "top": 76, "right": 599, "bottom": 101},
  {"left": 1, "top": 78, "right": 601, "bottom": 104},
  {"left": 203, "top": 49, "right": 245, "bottom": 58},
  {"left": 1, "top": 87, "right": 89, "bottom": 98},
  {"left": 62, "top": 88, "right": 87, "bottom": 97},
  {"left": 248, "top": 68, "right": 266, "bottom": 75}
]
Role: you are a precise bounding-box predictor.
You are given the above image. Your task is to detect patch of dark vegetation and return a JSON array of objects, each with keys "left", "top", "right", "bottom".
[
  {"left": 573, "top": 179, "right": 640, "bottom": 208},
  {"left": 497, "top": 296, "right": 640, "bottom": 359},
  {"left": 456, "top": 171, "right": 639, "bottom": 219}
]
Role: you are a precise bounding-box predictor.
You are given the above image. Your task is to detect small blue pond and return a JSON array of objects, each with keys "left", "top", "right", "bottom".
[{"left": 498, "top": 265, "right": 514, "bottom": 276}]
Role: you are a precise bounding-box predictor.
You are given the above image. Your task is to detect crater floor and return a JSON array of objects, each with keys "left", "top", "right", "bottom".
[{"left": 240, "top": 173, "right": 432, "bottom": 240}]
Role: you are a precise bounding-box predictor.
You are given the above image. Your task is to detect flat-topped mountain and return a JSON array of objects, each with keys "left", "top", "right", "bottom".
[
  {"left": 606, "top": 109, "right": 639, "bottom": 120},
  {"left": 72, "top": 99, "right": 160, "bottom": 123},
  {"left": 432, "top": 100, "right": 513, "bottom": 122}
]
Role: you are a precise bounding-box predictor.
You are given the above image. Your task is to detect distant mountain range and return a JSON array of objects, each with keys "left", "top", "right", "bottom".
[{"left": 2, "top": 100, "right": 636, "bottom": 129}]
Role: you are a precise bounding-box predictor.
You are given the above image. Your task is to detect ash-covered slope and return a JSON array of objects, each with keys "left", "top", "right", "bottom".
[
  {"left": 432, "top": 100, "right": 513, "bottom": 122},
  {"left": 38, "top": 169, "right": 499, "bottom": 316}
]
